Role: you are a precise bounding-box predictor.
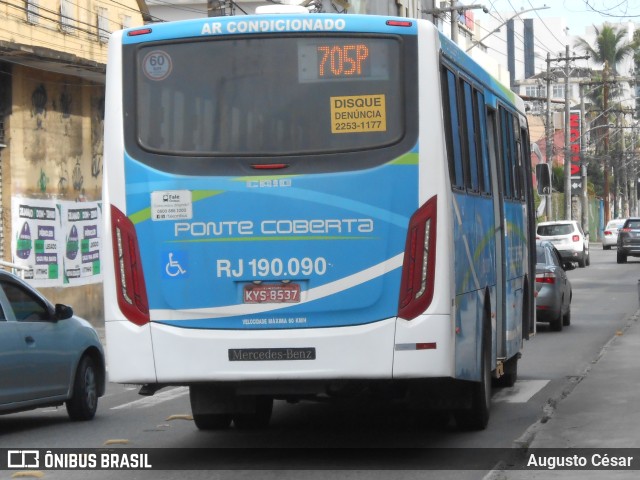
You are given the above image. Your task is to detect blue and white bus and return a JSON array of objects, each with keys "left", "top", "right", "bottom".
[{"left": 103, "top": 12, "right": 536, "bottom": 431}]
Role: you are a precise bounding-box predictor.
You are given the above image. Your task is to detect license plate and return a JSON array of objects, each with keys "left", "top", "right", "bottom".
[{"left": 243, "top": 283, "right": 301, "bottom": 304}]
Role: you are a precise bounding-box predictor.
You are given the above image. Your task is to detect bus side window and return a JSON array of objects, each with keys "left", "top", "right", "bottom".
[
  {"left": 476, "top": 91, "right": 492, "bottom": 196},
  {"left": 486, "top": 108, "right": 498, "bottom": 194},
  {"left": 462, "top": 80, "right": 479, "bottom": 193},
  {"left": 499, "top": 108, "right": 514, "bottom": 199},
  {"left": 520, "top": 125, "right": 531, "bottom": 201},
  {"left": 512, "top": 116, "right": 524, "bottom": 201},
  {"left": 441, "top": 67, "right": 464, "bottom": 189}
]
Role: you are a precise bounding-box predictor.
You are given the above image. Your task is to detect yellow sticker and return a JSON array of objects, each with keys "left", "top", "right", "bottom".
[{"left": 330, "top": 94, "right": 387, "bottom": 133}]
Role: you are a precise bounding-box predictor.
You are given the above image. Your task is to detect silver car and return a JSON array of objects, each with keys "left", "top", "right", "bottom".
[
  {"left": 0, "top": 270, "right": 106, "bottom": 420},
  {"left": 535, "top": 240, "right": 574, "bottom": 332}
]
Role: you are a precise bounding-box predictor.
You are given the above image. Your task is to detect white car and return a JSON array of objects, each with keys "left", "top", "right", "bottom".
[
  {"left": 602, "top": 218, "right": 626, "bottom": 250},
  {"left": 536, "top": 220, "right": 590, "bottom": 268}
]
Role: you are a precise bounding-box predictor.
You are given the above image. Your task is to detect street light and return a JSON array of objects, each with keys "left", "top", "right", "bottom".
[{"left": 466, "top": 6, "right": 550, "bottom": 52}]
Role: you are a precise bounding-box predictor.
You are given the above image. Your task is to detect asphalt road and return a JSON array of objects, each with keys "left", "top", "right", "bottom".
[{"left": 1, "top": 246, "right": 637, "bottom": 479}]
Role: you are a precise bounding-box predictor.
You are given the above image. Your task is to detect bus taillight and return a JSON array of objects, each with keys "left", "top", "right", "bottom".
[
  {"left": 111, "top": 205, "right": 150, "bottom": 326},
  {"left": 398, "top": 197, "right": 437, "bottom": 320}
]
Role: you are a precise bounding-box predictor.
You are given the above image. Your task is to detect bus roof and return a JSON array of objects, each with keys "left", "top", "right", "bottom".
[{"left": 121, "top": 14, "right": 418, "bottom": 45}]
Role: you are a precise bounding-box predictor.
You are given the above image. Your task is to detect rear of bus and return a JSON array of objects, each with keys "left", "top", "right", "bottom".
[{"left": 103, "top": 15, "right": 452, "bottom": 420}]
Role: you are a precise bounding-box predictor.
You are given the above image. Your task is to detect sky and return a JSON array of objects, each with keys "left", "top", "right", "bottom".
[{"left": 485, "top": 0, "right": 640, "bottom": 35}]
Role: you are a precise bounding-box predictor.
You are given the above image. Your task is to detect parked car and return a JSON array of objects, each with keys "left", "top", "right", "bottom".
[
  {"left": 535, "top": 240, "right": 574, "bottom": 332},
  {"left": 602, "top": 218, "right": 626, "bottom": 250},
  {"left": 536, "top": 220, "right": 590, "bottom": 267},
  {"left": 616, "top": 218, "right": 640, "bottom": 263},
  {"left": 0, "top": 270, "right": 105, "bottom": 420}
]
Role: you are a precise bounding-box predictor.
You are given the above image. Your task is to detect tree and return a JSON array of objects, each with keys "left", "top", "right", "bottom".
[
  {"left": 574, "top": 24, "right": 638, "bottom": 220},
  {"left": 574, "top": 24, "right": 636, "bottom": 75}
]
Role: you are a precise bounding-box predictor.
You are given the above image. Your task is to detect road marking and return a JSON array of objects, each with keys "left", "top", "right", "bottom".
[
  {"left": 492, "top": 380, "right": 549, "bottom": 403},
  {"left": 111, "top": 386, "right": 189, "bottom": 410}
]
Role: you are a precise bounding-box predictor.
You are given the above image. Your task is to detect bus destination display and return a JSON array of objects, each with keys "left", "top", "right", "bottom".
[{"left": 298, "top": 38, "right": 392, "bottom": 83}]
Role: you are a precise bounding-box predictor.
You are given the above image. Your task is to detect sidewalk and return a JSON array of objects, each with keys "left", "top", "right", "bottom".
[{"left": 490, "top": 309, "right": 640, "bottom": 479}]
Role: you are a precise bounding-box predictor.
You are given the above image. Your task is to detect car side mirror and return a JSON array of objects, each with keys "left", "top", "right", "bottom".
[{"left": 55, "top": 304, "right": 74, "bottom": 320}]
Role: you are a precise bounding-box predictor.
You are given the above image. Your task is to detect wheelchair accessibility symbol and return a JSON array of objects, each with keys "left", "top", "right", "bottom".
[{"left": 165, "top": 252, "right": 187, "bottom": 277}]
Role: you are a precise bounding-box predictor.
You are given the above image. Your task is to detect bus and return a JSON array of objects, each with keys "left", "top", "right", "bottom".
[{"left": 103, "top": 11, "right": 537, "bottom": 431}]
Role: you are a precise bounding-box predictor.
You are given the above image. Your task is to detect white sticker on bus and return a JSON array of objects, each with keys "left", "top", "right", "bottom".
[{"left": 151, "top": 190, "right": 193, "bottom": 221}]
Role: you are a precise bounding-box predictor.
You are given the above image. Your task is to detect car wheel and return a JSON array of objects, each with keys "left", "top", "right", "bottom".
[
  {"left": 562, "top": 305, "right": 571, "bottom": 326},
  {"left": 603, "top": 245, "right": 611, "bottom": 250},
  {"left": 66, "top": 355, "right": 99, "bottom": 421},
  {"left": 617, "top": 251, "right": 627, "bottom": 264},
  {"left": 585, "top": 253, "right": 590, "bottom": 266},
  {"left": 550, "top": 307, "right": 563, "bottom": 332}
]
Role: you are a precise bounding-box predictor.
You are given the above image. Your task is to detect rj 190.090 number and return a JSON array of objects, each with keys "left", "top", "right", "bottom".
[{"left": 216, "top": 257, "right": 327, "bottom": 278}]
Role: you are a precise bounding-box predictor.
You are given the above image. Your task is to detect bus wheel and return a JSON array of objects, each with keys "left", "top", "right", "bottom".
[
  {"left": 189, "top": 386, "right": 233, "bottom": 430},
  {"left": 193, "top": 413, "right": 232, "bottom": 430},
  {"left": 455, "top": 320, "right": 491, "bottom": 431},
  {"left": 233, "top": 396, "right": 273, "bottom": 429}
]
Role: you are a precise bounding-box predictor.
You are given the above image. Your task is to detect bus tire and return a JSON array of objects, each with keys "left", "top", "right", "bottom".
[
  {"left": 233, "top": 396, "right": 273, "bottom": 429},
  {"left": 193, "top": 412, "right": 232, "bottom": 430},
  {"left": 189, "top": 385, "right": 233, "bottom": 430},
  {"left": 455, "top": 318, "right": 491, "bottom": 430},
  {"left": 66, "top": 355, "right": 99, "bottom": 421}
]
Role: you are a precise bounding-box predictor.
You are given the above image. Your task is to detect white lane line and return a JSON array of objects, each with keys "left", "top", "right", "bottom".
[
  {"left": 111, "top": 386, "right": 189, "bottom": 410},
  {"left": 492, "top": 380, "right": 550, "bottom": 403}
]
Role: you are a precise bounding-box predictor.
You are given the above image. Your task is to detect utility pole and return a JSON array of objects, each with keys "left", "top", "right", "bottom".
[
  {"left": 621, "top": 112, "right": 629, "bottom": 217},
  {"left": 580, "top": 83, "right": 588, "bottom": 233},
  {"left": 603, "top": 62, "right": 611, "bottom": 224},
  {"left": 450, "top": 0, "right": 459, "bottom": 43},
  {"left": 557, "top": 46, "right": 590, "bottom": 220},
  {"left": 545, "top": 52, "right": 554, "bottom": 220},
  {"left": 421, "top": 3, "right": 487, "bottom": 44},
  {"left": 564, "top": 46, "right": 572, "bottom": 220}
]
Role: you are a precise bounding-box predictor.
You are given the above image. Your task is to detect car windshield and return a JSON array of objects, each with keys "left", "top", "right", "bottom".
[{"left": 537, "top": 224, "right": 573, "bottom": 236}]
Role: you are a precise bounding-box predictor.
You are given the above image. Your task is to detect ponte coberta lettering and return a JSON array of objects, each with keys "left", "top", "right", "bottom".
[{"left": 174, "top": 218, "right": 374, "bottom": 237}]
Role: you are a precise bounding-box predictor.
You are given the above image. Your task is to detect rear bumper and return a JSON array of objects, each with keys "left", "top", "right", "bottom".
[
  {"left": 105, "top": 315, "right": 454, "bottom": 384},
  {"left": 556, "top": 248, "right": 585, "bottom": 262},
  {"left": 618, "top": 244, "right": 640, "bottom": 256}
]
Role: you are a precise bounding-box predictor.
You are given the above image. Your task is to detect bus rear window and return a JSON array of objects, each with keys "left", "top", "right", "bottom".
[{"left": 134, "top": 35, "right": 404, "bottom": 156}]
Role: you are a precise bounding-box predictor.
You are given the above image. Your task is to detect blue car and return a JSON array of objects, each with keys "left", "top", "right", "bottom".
[{"left": 0, "top": 270, "right": 106, "bottom": 420}]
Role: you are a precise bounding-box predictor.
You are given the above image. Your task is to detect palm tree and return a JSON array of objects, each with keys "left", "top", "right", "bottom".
[{"left": 574, "top": 24, "right": 638, "bottom": 221}]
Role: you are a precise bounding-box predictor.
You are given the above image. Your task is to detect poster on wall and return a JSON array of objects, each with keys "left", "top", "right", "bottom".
[
  {"left": 60, "top": 202, "right": 102, "bottom": 285},
  {"left": 11, "top": 197, "right": 103, "bottom": 287},
  {"left": 11, "top": 198, "right": 62, "bottom": 287}
]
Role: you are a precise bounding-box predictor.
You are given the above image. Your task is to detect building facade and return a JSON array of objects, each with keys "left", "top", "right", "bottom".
[{"left": 0, "top": 0, "right": 148, "bottom": 319}]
